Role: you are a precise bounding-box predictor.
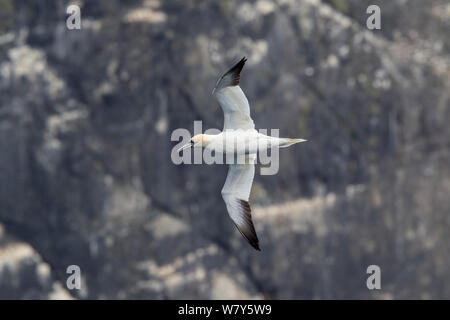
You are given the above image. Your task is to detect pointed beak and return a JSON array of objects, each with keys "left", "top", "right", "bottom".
[{"left": 177, "top": 142, "right": 193, "bottom": 153}]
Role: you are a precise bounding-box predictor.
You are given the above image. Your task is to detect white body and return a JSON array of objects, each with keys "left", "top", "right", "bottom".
[{"left": 204, "top": 130, "right": 287, "bottom": 155}]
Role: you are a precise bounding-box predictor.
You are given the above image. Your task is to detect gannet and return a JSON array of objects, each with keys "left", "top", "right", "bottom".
[{"left": 178, "top": 57, "right": 306, "bottom": 250}]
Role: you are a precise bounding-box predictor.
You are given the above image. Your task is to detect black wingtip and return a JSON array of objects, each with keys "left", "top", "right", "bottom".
[
  {"left": 235, "top": 200, "right": 261, "bottom": 251},
  {"left": 233, "top": 57, "right": 247, "bottom": 73},
  {"left": 225, "top": 57, "right": 247, "bottom": 86}
]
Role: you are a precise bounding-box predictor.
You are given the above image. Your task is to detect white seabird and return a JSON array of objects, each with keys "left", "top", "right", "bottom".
[{"left": 179, "top": 57, "right": 306, "bottom": 250}]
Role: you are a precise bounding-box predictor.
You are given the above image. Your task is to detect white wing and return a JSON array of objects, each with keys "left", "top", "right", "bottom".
[
  {"left": 221, "top": 155, "right": 260, "bottom": 250},
  {"left": 213, "top": 57, "right": 255, "bottom": 131}
]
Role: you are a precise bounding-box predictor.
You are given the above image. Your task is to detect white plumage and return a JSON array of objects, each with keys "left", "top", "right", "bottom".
[{"left": 179, "top": 57, "right": 306, "bottom": 250}]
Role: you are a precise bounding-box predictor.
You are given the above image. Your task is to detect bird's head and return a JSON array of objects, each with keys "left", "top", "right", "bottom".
[
  {"left": 177, "top": 134, "right": 212, "bottom": 152},
  {"left": 191, "top": 134, "right": 210, "bottom": 147}
]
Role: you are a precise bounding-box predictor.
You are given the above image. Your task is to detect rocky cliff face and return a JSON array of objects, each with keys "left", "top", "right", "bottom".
[{"left": 0, "top": 0, "right": 449, "bottom": 299}]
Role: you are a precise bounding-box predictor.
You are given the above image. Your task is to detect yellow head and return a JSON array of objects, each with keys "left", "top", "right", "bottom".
[
  {"left": 191, "top": 134, "right": 210, "bottom": 147},
  {"left": 177, "top": 134, "right": 213, "bottom": 153}
]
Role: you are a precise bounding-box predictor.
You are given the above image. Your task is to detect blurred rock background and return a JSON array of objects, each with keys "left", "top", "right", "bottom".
[{"left": 0, "top": 0, "right": 449, "bottom": 299}]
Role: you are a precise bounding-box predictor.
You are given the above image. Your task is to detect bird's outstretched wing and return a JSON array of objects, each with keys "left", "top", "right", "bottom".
[
  {"left": 221, "top": 155, "right": 260, "bottom": 250},
  {"left": 213, "top": 57, "right": 255, "bottom": 131}
]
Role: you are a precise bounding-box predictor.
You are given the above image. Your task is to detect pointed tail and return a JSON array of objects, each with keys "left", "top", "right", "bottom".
[{"left": 279, "top": 138, "right": 307, "bottom": 148}]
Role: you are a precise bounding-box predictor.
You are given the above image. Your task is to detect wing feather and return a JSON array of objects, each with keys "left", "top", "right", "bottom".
[
  {"left": 213, "top": 57, "right": 255, "bottom": 130},
  {"left": 221, "top": 155, "right": 260, "bottom": 250}
]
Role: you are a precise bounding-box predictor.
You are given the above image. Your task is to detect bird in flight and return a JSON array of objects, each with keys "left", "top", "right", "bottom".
[{"left": 178, "top": 57, "right": 306, "bottom": 250}]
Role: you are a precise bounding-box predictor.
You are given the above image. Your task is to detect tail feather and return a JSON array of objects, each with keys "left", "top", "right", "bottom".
[{"left": 279, "top": 138, "right": 307, "bottom": 148}]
